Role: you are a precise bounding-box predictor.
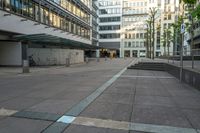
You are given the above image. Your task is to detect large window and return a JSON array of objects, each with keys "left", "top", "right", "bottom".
[
  {"left": 100, "top": 33, "right": 120, "bottom": 39},
  {"left": 99, "top": 25, "right": 120, "bottom": 31},
  {"left": 100, "top": 8, "right": 121, "bottom": 15},
  {"left": 99, "top": 17, "right": 121, "bottom": 23},
  {"left": 1, "top": 0, "right": 91, "bottom": 39},
  {"left": 99, "top": 1, "right": 120, "bottom": 7}
]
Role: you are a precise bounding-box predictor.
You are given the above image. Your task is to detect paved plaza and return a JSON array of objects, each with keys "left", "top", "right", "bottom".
[{"left": 0, "top": 58, "right": 200, "bottom": 133}]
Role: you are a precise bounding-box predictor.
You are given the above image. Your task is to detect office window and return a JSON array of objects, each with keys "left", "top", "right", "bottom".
[
  {"left": 140, "top": 33, "right": 143, "bottom": 39},
  {"left": 100, "top": 33, "right": 120, "bottom": 39},
  {"left": 132, "top": 42, "right": 135, "bottom": 47},
  {"left": 129, "top": 34, "right": 131, "bottom": 39},
  {"left": 99, "top": 25, "right": 120, "bottom": 31},
  {"left": 128, "top": 42, "right": 131, "bottom": 47},
  {"left": 124, "top": 42, "right": 128, "bottom": 48},
  {"left": 136, "top": 33, "right": 139, "bottom": 39}
]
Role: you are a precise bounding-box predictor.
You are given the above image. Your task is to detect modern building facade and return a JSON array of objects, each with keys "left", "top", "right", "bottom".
[
  {"left": 98, "top": 0, "right": 122, "bottom": 57},
  {"left": 97, "top": 0, "right": 183, "bottom": 58},
  {"left": 159, "top": 0, "right": 179, "bottom": 56},
  {"left": 0, "top": 0, "right": 94, "bottom": 66},
  {"left": 122, "top": 0, "right": 148, "bottom": 57}
]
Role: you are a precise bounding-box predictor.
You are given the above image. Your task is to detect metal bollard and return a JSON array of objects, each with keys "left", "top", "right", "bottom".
[
  {"left": 85, "top": 57, "right": 89, "bottom": 63},
  {"left": 105, "top": 57, "right": 107, "bottom": 61},
  {"left": 66, "top": 58, "right": 70, "bottom": 67},
  {"left": 22, "top": 60, "right": 30, "bottom": 73},
  {"left": 97, "top": 58, "right": 100, "bottom": 62}
]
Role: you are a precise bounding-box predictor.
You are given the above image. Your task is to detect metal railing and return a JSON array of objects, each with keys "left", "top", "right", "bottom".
[{"left": 160, "top": 49, "right": 200, "bottom": 71}]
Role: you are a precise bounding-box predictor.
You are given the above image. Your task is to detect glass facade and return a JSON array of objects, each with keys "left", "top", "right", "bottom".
[
  {"left": 99, "top": 17, "right": 121, "bottom": 23},
  {"left": 99, "top": 1, "right": 120, "bottom": 7},
  {"left": 0, "top": 0, "right": 91, "bottom": 39},
  {"left": 99, "top": 25, "right": 120, "bottom": 31},
  {"left": 100, "top": 8, "right": 121, "bottom": 15},
  {"left": 100, "top": 33, "right": 120, "bottom": 39}
]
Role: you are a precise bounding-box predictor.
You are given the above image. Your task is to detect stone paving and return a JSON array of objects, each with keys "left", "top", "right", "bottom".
[{"left": 0, "top": 58, "right": 200, "bottom": 133}]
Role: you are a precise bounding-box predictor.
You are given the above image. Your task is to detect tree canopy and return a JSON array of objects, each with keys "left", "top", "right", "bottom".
[
  {"left": 192, "top": 4, "right": 200, "bottom": 20},
  {"left": 183, "top": 0, "right": 196, "bottom": 4}
]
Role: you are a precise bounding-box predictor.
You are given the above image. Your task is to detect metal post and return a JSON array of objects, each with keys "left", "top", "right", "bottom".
[
  {"left": 96, "top": 58, "right": 100, "bottom": 62},
  {"left": 180, "top": 33, "right": 184, "bottom": 82},
  {"left": 192, "top": 49, "right": 194, "bottom": 69},
  {"left": 65, "top": 58, "right": 70, "bottom": 67},
  {"left": 22, "top": 60, "right": 30, "bottom": 73},
  {"left": 85, "top": 57, "right": 89, "bottom": 63},
  {"left": 168, "top": 53, "right": 169, "bottom": 63}
]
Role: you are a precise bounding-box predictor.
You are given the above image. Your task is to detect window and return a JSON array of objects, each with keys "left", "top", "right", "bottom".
[
  {"left": 132, "top": 42, "right": 135, "bottom": 47},
  {"left": 124, "top": 42, "right": 128, "bottom": 48},
  {"left": 100, "top": 17, "right": 120, "bottom": 23},
  {"left": 100, "top": 8, "right": 121, "bottom": 15},
  {"left": 99, "top": 25, "right": 120, "bottom": 31},
  {"left": 0, "top": 0, "right": 91, "bottom": 40},
  {"left": 128, "top": 42, "right": 131, "bottom": 47},
  {"left": 100, "top": 33, "right": 120, "bottom": 39},
  {"left": 136, "top": 33, "right": 139, "bottom": 39}
]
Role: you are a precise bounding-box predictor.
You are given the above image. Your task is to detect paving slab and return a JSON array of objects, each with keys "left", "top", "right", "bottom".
[
  {"left": 80, "top": 101, "right": 132, "bottom": 122},
  {"left": 0, "top": 117, "right": 51, "bottom": 133},
  {"left": 26, "top": 99, "right": 78, "bottom": 115},
  {"left": 104, "top": 86, "right": 135, "bottom": 95},
  {"left": 0, "top": 97, "right": 44, "bottom": 110},
  {"left": 51, "top": 90, "right": 93, "bottom": 101},
  {"left": 172, "top": 96, "right": 200, "bottom": 109},
  {"left": 95, "top": 93, "right": 134, "bottom": 105},
  {"left": 64, "top": 125, "right": 129, "bottom": 133},
  {"left": 132, "top": 105, "right": 192, "bottom": 128},
  {"left": 134, "top": 95, "right": 176, "bottom": 107},
  {"left": 183, "top": 109, "right": 200, "bottom": 129}
]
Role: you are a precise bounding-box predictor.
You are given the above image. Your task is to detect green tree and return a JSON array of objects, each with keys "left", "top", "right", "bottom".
[{"left": 149, "top": 7, "right": 158, "bottom": 59}]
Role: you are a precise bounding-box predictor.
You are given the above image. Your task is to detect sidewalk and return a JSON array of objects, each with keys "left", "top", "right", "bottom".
[{"left": 0, "top": 58, "right": 199, "bottom": 133}]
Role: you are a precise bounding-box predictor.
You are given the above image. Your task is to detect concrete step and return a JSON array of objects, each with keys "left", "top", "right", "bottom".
[{"left": 128, "top": 62, "right": 165, "bottom": 71}]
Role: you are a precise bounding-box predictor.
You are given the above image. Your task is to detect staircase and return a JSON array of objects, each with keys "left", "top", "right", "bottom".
[{"left": 128, "top": 62, "right": 165, "bottom": 71}]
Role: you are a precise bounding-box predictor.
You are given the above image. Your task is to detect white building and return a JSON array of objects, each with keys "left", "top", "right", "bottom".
[{"left": 122, "top": 0, "right": 148, "bottom": 58}]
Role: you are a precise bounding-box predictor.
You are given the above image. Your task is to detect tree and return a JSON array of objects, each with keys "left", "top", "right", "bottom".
[
  {"left": 149, "top": 8, "right": 158, "bottom": 59},
  {"left": 166, "top": 29, "right": 173, "bottom": 56},
  {"left": 161, "top": 32, "right": 167, "bottom": 56},
  {"left": 192, "top": 4, "right": 200, "bottom": 20},
  {"left": 146, "top": 19, "right": 152, "bottom": 58},
  {"left": 183, "top": 0, "right": 196, "bottom": 4}
]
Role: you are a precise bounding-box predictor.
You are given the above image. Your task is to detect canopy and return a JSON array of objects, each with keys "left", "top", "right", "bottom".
[{"left": 14, "top": 34, "right": 102, "bottom": 50}]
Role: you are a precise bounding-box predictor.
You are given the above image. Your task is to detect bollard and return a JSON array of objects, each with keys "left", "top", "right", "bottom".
[
  {"left": 97, "top": 58, "right": 100, "bottom": 62},
  {"left": 105, "top": 57, "right": 107, "bottom": 61},
  {"left": 66, "top": 58, "right": 70, "bottom": 67},
  {"left": 85, "top": 57, "right": 89, "bottom": 63},
  {"left": 22, "top": 60, "right": 29, "bottom": 73}
]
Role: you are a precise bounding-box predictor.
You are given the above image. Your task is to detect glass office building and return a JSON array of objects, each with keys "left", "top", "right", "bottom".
[{"left": 0, "top": 0, "right": 94, "bottom": 66}]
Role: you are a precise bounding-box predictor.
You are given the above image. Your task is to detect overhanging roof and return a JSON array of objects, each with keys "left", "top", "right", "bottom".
[{"left": 13, "top": 34, "right": 102, "bottom": 50}]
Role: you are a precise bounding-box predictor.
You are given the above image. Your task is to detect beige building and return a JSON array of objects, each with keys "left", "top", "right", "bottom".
[{"left": 122, "top": 0, "right": 148, "bottom": 57}]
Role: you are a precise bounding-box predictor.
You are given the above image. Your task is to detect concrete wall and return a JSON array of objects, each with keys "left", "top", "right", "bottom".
[
  {"left": 165, "top": 64, "right": 200, "bottom": 91},
  {"left": 0, "top": 41, "right": 22, "bottom": 66},
  {"left": 27, "top": 48, "right": 84, "bottom": 66}
]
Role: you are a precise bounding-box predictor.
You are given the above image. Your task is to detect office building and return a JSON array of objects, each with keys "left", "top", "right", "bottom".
[{"left": 0, "top": 0, "right": 95, "bottom": 66}]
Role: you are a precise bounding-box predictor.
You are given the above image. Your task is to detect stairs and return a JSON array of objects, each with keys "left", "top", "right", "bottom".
[{"left": 128, "top": 62, "right": 165, "bottom": 71}]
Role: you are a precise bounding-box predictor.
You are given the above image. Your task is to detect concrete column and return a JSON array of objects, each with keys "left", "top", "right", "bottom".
[
  {"left": 96, "top": 49, "right": 100, "bottom": 58},
  {"left": 65, "top": 58, "right": 70, "bottom": 67},
  {"left": 130, "top": 50, "right": 133, "bottom": 58},
  {"left": 22, "top": 60, "right": 29, "bottom": 73}
]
